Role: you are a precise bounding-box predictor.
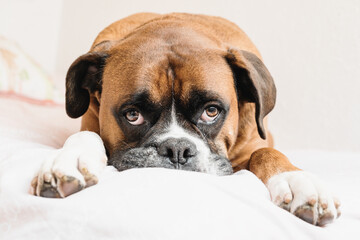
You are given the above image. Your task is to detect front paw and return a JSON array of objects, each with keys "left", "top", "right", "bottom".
[
  {"left": 30, "top": 131, "right": 107, "bottom": 198},
  {"left": 267, "top": 171, "right": 341, "bottom": 226}
]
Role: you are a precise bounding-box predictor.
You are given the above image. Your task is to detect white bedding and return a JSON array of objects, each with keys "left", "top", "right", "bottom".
[{"left": 0, "top": 97, "right": 359, "bottom": 240}]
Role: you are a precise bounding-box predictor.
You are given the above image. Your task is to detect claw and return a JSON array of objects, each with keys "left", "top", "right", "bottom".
[
  {"left": 284, "top": 193, "right": 292, "bottom": 204},
  {"left": 307, "top": 196, "right": 317, "bottom": 206},
  {"left": 320, "top": 202, "right": 328, "bottom": 209},
  {"left": 334, "top": 198, "right": 341, "bottom": 209},
  {"left": 279, "top": 202, "right": 291, "bottom": 211},
  {"left": 30, "top": 176, "right": 38, "bottom": 195}
]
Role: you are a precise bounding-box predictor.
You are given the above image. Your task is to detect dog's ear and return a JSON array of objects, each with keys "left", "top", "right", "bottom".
[
  {"left": 225, "top": 49, "right": 276, "bottom": 139},
  {"left": 65, "top": 52, "right": 108, "bottom": 118}
]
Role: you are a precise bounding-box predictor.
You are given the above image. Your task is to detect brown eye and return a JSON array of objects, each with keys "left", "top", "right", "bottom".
[
  {"left": 206, "top": 106, "right": 219, "bottom": 117},
  {"left": 125, "top": 110, "right": 144, "bottom": 125},
  {"left": 199, "top": 106, "right": 220, "bottom": 123}
]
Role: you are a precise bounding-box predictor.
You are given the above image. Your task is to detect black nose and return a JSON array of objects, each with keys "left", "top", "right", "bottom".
[{"left": 157, "top": 138, "right": 197, "bottom": 165}]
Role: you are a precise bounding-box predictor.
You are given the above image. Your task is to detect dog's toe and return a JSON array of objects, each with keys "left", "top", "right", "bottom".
[
  {"left": 78, "top": 150, "right": 107, "bottom": 187},
  {"left": 294, "top": 204, "right": 317, "bottom": 225},
  {"left": 49, "top": 150, "right": 86, "bottom": 197},
  {"left": 81, "top": 170, "right": 99, "bottom": 187},
  {"left": 39, "top": 181, "right": 61, "bottom": 198},
  {"left": 317, "top": 209, "right": 335, "bottom": 226},
  {"left": 267, "top": 171, "right": 339, "bottom": 226},
  {"left": 57, "top": 175, "right": 85, "bottom": 197}
]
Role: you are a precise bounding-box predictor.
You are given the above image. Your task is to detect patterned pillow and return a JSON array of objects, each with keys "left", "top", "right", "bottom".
[{"left": 0, "top": 36, "right": 64, "bottom": 104}]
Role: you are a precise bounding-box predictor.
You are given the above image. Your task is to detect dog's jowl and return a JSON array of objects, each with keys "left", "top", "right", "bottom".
[{"left": 30, "top": 13, "right": 340, "bottom": 226}]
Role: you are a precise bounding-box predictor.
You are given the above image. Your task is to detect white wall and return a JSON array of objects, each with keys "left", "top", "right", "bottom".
[
  {"left": 0, "top": 0, "right": 63, "bottom": 74},
  {"left": 2, "top": 0, "right": 360, "bottom": 152}
]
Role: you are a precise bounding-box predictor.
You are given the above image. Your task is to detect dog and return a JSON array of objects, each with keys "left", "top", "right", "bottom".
[{"left": 30, "top": 13, "right": 340, "bottom": 226}]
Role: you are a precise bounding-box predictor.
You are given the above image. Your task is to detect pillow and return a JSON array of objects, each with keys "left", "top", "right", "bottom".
[{"left": 0, "top": 36, "right": 64, "bottom": 104}]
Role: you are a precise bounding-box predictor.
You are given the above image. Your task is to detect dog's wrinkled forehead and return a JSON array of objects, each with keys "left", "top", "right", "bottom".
[
  {"left": 112, "top": 53, "right": 231, "bottom": 121},
  {"left": 105, "top": 48, "right": 235, "bottom": 112},
  {"left": 104, "top": 42, "right": 235, "bottom": 99}
]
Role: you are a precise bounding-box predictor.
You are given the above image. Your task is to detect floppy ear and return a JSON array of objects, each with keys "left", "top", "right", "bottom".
[
  {"left": 225, "top": 49, "right": 276, "bottom": 140},
  {"left": 65, "top": 52, "right": 108, "bottom": 118}
]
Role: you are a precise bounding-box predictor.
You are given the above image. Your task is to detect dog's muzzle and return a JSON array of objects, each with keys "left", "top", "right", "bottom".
[{"left": 109, "top": 137, "right": 233, "bottom": 176}]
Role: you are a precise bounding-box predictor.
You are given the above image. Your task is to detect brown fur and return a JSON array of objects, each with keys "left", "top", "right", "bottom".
[{"left": 77, "top": 13, "right": 299, "bottom": 183}]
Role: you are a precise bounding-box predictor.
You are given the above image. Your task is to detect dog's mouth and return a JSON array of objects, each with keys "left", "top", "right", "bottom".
[{"left": 109, "top": 146, "right": 233, "bottom": 176}]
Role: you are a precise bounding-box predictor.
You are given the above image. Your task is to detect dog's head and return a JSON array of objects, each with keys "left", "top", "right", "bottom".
[{"left": 65, "top": 26, "right": 276, "bottom": 175}]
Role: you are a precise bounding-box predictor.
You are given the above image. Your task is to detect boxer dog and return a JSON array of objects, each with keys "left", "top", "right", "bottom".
[{"left": 30, "top": 13, "right": 340, "bottom": 226}]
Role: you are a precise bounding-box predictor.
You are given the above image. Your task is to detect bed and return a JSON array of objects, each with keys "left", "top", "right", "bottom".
[
  {"left": 1, "top": 34, "right": 360, "bottom": 240},
  {"left": 0, "top": 96, "right": 359, "bottom": 240}
]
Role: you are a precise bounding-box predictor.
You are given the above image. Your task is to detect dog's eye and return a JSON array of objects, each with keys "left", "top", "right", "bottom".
[
  {"left": 124, "top": 110, "right": 144, "bottom": 125},
  {"left": 199, "top": 106, "right": 220, "bottom": 124}
]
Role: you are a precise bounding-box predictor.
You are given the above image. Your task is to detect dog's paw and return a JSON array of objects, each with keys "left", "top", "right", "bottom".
[
  {"left": 267, "top": 171, "right": 340, "bottom": 226},
  {"left": 30, "top": 131, "right": 107, "bottom": 198}
]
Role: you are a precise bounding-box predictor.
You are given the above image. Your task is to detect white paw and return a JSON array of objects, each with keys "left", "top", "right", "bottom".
[
  {"left": 267, "top": 171, "right": 341, "bottom": 226},
  {"left": 30, "top": 131, "right": 107, "bottom": 198}
]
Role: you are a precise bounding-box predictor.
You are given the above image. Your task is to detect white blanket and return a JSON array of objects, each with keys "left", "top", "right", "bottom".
[{"left": 0, "top": 98, "right": 359, "bottom": 240}]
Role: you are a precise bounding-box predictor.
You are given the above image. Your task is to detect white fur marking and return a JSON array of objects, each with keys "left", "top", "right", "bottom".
[{"left": 157, "top": 104, "right": 216, "bottom": 174}]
